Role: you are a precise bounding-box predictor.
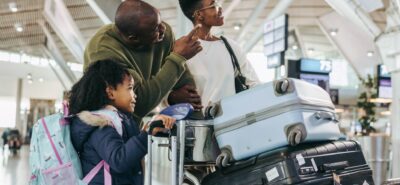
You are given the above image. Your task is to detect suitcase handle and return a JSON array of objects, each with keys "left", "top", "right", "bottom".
[
  {"left": 220, "top": 156, "right": 257, "bottom": 174},
  {"left": 319, "top": 161, "right": 349, "bottom": 172},
  {"left": 314, "top": 111, "right": 338, "bottom": 123},
  {"left": 275, "top": 79, "right": 290, "bottom": 94}
]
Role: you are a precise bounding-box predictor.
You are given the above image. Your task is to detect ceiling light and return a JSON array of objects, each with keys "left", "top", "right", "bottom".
[
  {"left": 26, "top": 73, "right": 32, "bottom": 79},
  {"left": 38, "top": 78, "right": 44, "bottom": 83},
  {"left": 307, "top": 48, "right": 314, "bottom": 54},
  {"left": 28, "top": 79, "right": 33, "bottom": 84},
  {"left": 292, "top": 45, "right": 298, "bottom": 50},
  {"left": 14, "top": 23, "right": 23, "bottom": 32},
  {"left": 329, "top": 29, "right": 338, "bottom": 36},
  {"left": 367, "top": 51, "right": 374, "bottom": 57},
  {"left": 233, "top": 23, "right": 242, "bottom": 31},
  {"left": 380, "top": 111, "right": 391, "bottom": 116},
  {"left": 8, "top": 2, "right": 18, "bottom": 12}
]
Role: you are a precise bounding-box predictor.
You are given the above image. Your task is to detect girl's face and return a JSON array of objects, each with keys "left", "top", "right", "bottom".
[
  {"left": 195, "top": 0, "right": 224, "bottom": 27},
  {"left": 107, "top": 75, "right": 137, "bottom": 113}
]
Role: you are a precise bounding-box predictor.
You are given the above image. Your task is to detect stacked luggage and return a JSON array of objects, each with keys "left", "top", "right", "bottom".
[
  {"left": 203, "top": 78, "right": 374, "bottom": 184},
  {"left": 202, "top": 141, "right": 374, "bottom": 185}
]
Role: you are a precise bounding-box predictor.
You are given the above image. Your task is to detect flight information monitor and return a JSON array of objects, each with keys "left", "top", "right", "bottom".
[
  {"left": 377, "top": 64, "right": 392, "bottom": 99},
  {"left": 299, "top": 73, "right": 330, "bottom": 92}
]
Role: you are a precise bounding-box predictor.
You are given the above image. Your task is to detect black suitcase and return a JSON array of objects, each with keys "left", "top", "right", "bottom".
[{"left": 202, "top": 140, "right": 374, "bottom": 185}]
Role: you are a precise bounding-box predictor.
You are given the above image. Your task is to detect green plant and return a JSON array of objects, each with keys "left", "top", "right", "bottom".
[{"left": 357, "top": 74, "right": 377, "bottom": 135}]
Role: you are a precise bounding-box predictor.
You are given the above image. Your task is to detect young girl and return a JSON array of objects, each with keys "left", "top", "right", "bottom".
[{"left": 69, "top": 59, "right": 175, "bottom": 185}]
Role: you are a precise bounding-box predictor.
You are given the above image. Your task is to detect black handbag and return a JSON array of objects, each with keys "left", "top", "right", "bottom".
[{"left": 220, "top": 36, "right": 249, "bottom": 93}]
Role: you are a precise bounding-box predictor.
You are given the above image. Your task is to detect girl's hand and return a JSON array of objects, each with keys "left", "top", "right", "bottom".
[
  {"left": 142, "top": 114, "right": 176, "bottom": 135},
  {"left": 153, "top": 114, "right": 176, "bottom": 129}
]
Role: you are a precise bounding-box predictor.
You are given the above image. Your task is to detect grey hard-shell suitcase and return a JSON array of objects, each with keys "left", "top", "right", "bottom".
[{"left": 213, "top": 78, "right": 343, "bottom": 161}]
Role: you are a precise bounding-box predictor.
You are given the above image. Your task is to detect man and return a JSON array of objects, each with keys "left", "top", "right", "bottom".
[{"left": 84, "top": 0, "right": 203, "bottom": 122}]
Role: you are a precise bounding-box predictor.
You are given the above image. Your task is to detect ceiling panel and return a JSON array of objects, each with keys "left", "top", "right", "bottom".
[
  {"left": 0, "top": 0, "right": 390, "bottom": 72},
  {"left": 68, "top": 4, "right": 98, "bottom": 19},
  {"left": 0, "top": 0, "right": 42, "bottom": 14}
]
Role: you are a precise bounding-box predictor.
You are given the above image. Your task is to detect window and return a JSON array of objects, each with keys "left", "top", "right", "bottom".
[
  {"left": 0, "top": 51, "right": 10, "bottom": 62},
  {"left": 329, "top": 59, "right": 359, "bottom": 88},
  {"left": 0, "top": 97, "right": 16, "bottom": 128},
  {"left": 246, "top": 53, "right": 276, "bottom": 83},
  {"left": 9, "top": 53, "right": 20, "bottom": 63}
]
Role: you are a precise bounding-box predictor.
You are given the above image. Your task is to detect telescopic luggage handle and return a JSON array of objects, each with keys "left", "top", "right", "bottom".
[
  {"left": 314, "top": 111, "right": 339, "bottom": 123},
  {"left": 147, "top": 103, "right": 194, "bottom": 185},
  {"left": 148, "top": 120, "right": 177, "bottom": 137}
]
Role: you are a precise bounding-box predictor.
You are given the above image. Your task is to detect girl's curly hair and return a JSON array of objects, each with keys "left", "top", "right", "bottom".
[{"left": 68, "top": 59, "right": 131, "bottom": 115}]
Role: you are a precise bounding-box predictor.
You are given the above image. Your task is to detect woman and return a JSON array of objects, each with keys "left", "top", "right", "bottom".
[{"left": 175, "top": 0, "right": 260, "bottom": 116}]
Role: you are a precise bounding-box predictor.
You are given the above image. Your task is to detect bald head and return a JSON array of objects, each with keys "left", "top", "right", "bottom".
[{"left": 115, "top": 0, "right": 159, "bottom": 36}]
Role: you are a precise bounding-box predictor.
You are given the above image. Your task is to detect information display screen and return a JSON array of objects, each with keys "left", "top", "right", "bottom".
[
  {"left": 377, "top": 64, "right": 391, "bottom": 99},
  {"left": 300, "top": 73, "right": 330, "bottom": 92},
  {"left": 263, "top": 14, "right": 288, "bottom": 56},
  {"left": 378, "top": 78, "right": 392, "bottom": 99},
  {"left": 378, "top": 65, "right": 390, "bottom": 78},
  {"left": 300, "top": 59, "right": 332, "bottom": 74}
]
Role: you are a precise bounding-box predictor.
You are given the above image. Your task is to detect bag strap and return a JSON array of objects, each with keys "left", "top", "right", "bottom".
[
  {"left": 60, "top": 101, "right": 70, "bottom": 126},
  {"left": 63, "top": 100, "right": 69, "bottom": 117},
  {"left": 220, "top": 36, "right": 243, "bottom": 75},
  {"left": 81, "top": 109, "right": 120, "bottom": 184},
  {"left": 41, "top": 118, "right": 63, "bottom": 165},
  {"left": 82, "top": 160, "right": 112, "bottom": 185},
  {"left": 104, "top": 163, "right": 111, "bottom": 185}
]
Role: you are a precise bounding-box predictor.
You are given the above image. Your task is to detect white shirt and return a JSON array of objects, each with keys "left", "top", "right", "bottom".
[{"left": 186, "top": 37, "right": 260, "bottom": 113}]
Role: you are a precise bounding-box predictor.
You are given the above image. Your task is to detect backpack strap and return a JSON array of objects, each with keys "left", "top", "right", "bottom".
[
  {"left": 82, "top": 160, "right": 111, "bottom": 185},
  {"left": 60, "top": 101, "right": 70, "bottom": 126},
  {"left": 81, "top": 107, "right": 122, "bottom": 185},
  {"left": 41, "top": 117, "right": 63, "bottom": 165},
  {"left": 63, "top": 100, "right": 69, "bottom": 117},
  {"left": 104, "top": 163, "right": 111, "bottom": 185}
]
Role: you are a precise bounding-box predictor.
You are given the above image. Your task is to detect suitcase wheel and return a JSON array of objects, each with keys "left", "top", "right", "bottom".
[{"left": 216, "top": 149, "right": 232, "bottom": 168}]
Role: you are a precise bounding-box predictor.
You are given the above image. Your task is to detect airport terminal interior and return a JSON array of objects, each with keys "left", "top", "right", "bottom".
[{"left": 0, "top": 0, "right": 400, "bottom": 184}]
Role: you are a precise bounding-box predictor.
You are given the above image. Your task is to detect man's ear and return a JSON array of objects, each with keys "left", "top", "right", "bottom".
[{"left": 106, "top": 86, "right": 115, "bottom": 100}]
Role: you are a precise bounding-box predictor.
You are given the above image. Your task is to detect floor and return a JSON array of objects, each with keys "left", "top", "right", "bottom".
[{"left": 0, "top": 145, "right": 30, "bottom": 185}]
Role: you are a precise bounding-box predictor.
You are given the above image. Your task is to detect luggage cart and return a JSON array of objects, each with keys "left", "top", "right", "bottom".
[{"left": 146, "top": 120, "right": 218, "bottom": 185}]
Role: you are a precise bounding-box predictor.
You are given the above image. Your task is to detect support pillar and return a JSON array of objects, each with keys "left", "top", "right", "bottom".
[
  {"left": 390, "top": 56, "right": 400, "bottom": 177},
  {"left": 15, "top": 78, "right": 22, "bottom": 132}
]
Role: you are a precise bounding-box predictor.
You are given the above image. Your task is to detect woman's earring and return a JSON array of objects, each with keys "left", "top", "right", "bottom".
[{"left": 195, "top": 12, "right": 203, "bottom": 21}]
